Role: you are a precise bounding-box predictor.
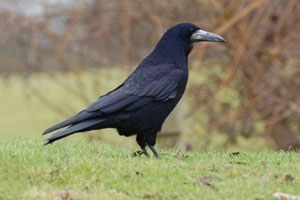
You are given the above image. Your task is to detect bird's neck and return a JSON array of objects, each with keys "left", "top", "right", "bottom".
[{"left": 144, "top": 40, "right": 191, "bottom": 67}]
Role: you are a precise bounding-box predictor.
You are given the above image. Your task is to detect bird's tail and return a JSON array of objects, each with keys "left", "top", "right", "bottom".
[
  {"left": 43, "top": 111, "right": 90, "bottom": 135},
  {"left": 43, "top": 118, "right": 103, "bottom": 145}
]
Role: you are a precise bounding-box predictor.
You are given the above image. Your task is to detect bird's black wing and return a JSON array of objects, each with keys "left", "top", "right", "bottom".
[
  {"left": 86, "top": 63, "right": 185, "bottom": 112},
  {"left": 43, "top": 63, "right": 184, "bottom": 134}
]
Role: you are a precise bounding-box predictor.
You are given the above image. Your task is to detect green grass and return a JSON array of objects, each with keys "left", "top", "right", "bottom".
[{"left": 0, "top": 138, "right": 299, "bottom": 200}]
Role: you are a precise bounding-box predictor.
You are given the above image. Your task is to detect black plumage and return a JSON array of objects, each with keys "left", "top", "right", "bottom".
[{"left": 43, "top": 23, "right": 225, "bottom": 157}]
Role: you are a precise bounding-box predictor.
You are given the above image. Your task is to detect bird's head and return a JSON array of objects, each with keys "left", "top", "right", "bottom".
[
  {"left": 172, "top": 22, "right": 225, "bottom": 43},
  {"left": 158, "top": 23, "right": 225, "bottom": 56}
]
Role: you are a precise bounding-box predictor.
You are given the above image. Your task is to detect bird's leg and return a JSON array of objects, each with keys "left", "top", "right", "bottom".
[
  {"left": 142, "top": 147, "right": 150, "bottom": 158},
  {"left": 136, "top": 134, "right": 150, "bottom": 157},
  {"left": 136, "top": 133, "right": 160, "bottom": 158},
  {"left": 147, "top": 144, "right": 160, "bottom": 158}
]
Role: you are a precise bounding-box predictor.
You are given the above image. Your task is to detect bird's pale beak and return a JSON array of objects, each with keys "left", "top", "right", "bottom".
[{"left": 190, "top": 29, "right": 226, "bottom": 43}]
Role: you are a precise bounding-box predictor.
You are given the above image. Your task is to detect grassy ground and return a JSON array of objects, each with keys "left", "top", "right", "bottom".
[{"left": 1, "top": 138, "right": 299, "bottom": 200}]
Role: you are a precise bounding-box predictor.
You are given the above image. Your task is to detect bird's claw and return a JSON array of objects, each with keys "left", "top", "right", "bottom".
[
  {"left": 131, "top": 150, "right": 144, "bottom": 157},
  {"left": 132, "top": 146, "right": 159, "bottom": 158}
]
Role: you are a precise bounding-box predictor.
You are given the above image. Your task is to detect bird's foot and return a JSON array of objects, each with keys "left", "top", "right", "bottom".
[
  {"left": 131, "top": 150, "right": 144, "bottom": 157},
  {"left": 131, "top": 148, "right": 150, "bottom": 158},
  {"left": 133, "top": 146, "right": 159, "bottom": 158}
]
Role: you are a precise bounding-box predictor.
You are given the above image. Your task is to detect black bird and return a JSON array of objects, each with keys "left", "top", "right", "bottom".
[{"left": 43, "top": 23, "right": 225, "bottom": 158}]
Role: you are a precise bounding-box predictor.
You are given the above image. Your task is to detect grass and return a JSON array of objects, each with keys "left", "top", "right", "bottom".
[
  {"left": 1, "top": 70, "right": 299, "bottom": 199},
  {"left": 0, "top": 138, "right": 299, "bottom": 200}
]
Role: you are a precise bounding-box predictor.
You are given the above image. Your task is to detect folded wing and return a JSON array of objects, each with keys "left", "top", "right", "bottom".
[{"left": 43, "top": 63, "right": 184, "bottom": 135}]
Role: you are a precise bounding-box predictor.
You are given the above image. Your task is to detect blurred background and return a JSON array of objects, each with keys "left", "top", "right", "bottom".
[{"left": 0, "top": 0, "right": 299, "bottom": 152}]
